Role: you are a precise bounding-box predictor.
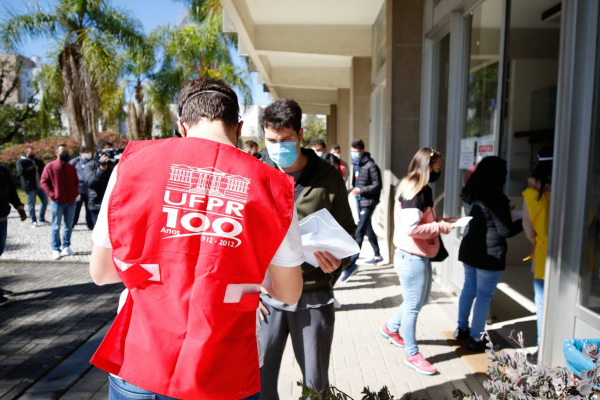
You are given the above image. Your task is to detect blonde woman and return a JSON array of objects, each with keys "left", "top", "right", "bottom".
[{"left": 379, "top": 148, "right": 455, "bottom": 375}]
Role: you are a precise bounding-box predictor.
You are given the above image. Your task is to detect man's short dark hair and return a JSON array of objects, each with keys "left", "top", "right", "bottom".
[
  {"left": 96, "top": 141, "right": 113, "bottom": 151},
  {"left": 260, "top": 99, "right": 302, "bottom": 133},
  {"left": 177, "top": 77, "right": 239, "bottom": 127},
  {"left": 323, "top": 153, "right": 340, "bottom": 167},
  {"left": 243, "top": 140, "right": 258, "bottom": 151},
  {"left": 55, "top": 143, "right": 67, "bottom": 152},
  {"left": 331, "top": 144, "right": 341, "bottom": 151},
  {"left": 351, "top": 139, "right": 365, "bottom": 150},
  {"left": 310, "top": 138, "right": 326, "bottom": 149},
  {"left": 80, "top": 146, "right": 91, "bottom": 153}
]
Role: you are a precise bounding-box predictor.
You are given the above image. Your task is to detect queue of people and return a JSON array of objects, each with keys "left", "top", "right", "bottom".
[{"left": 0, "top": 76, "right": 554, "bottom": 397}]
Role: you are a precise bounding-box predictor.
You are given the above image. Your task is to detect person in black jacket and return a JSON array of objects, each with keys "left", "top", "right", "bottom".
[
  {"left": 0, "top": 162, "right": 27, "bottom": 305},
  {"left": 70, "top": 146, "right": 94, "bottom": 230},
  {"left": 454, "top": 156, "right": 523, "bottom": 352},
  {"left": 16, "top": 146, "right": 48, "bottom": 227},
  {"left": 84, "top": 141, "right": 114, "bottom": 226},
  {"left": 342, "top": 139, "right": 383, "bottom": 281}
]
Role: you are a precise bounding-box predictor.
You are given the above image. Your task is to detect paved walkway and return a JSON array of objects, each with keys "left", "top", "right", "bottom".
[
  {"left": 2, "top": 211, "right": 93, "bottom": 262},
  {"left": 0, "top": 245, "right": 537, "bottom": 399},
  {"left": 0, "top": 261, "right": 121, "bottom": 399}
]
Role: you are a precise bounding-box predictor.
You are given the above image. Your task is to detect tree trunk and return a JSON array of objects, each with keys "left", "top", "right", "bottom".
[
  {"left": 126, "top": 100, "right": 139, "bottom": 140},
  {"left": 59, "top": 45, "right": 100, "bottom": 150}
]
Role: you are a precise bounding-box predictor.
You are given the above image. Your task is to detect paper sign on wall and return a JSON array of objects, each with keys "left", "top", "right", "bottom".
[{"left": 459, "top": 135, "right": 495, "bottom": 170}]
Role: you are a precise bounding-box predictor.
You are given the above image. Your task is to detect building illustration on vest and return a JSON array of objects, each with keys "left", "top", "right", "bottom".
[
  {"left": 167, "top": 164, "right": 251, "bottom": 203},
  {"left": 162, "top": 164, "right": 251, "bottom": 247}
]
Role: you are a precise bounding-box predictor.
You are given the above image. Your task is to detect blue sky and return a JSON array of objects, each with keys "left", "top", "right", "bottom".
[{"left": 6, "top": 0, "right": 271, "bottom": 105}]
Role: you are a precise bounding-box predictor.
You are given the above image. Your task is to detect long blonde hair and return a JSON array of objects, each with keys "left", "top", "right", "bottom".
[{"left": 397, "top": 148, "right": 442, "bottom": 200}]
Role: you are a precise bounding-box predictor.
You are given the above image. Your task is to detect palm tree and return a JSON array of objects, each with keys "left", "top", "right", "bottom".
[
  {"left": 124, "top": 39, "right": 155, "bottom": 140},
  {"left": 0, "top": 0, "right": 144, "bottom": 149},
  {"left": 147, "top": 0, "right": 252, "bottom": 135}
]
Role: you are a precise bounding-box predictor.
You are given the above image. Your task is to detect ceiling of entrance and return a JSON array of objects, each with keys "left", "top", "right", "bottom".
[
  {"left": 222, "top": 0, "right": 386, "bottom": 114},
  {"left": 246, "top": 0, "right": 385, "bottom": 25}
]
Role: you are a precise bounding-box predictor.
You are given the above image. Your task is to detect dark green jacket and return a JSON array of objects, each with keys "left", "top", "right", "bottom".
[{"left": 260, "top": 148, "right": 357, "bottom": 293}]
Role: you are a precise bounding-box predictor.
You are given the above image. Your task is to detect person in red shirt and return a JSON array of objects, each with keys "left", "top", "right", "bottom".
[
  {"left": 88, "top": 78, "right": 303, "bottom": 399},
  {"left": 40, "top": 143, "right": 79, "bottom": 260}
]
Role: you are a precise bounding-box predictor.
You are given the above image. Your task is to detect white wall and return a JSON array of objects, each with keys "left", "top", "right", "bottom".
[{"left": 506, "top": 59, "right": 559, "bottom": 196}]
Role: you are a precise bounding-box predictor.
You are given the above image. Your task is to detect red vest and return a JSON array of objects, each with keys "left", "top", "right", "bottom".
[{"left": 90, "top": 138, "right": 294, "bottom": 399}]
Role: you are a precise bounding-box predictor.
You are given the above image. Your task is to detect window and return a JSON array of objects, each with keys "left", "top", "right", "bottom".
[
  {"left": 580, "top": 26, "right": 600, "bottom": 314},
  {"left": 457, "top": 0, "right": 504, "bottom": 217}
]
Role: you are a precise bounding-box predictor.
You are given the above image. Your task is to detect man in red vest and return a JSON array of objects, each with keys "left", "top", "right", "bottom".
[{"left": 89, "top": 77, "right": 303, "bottom": 399}]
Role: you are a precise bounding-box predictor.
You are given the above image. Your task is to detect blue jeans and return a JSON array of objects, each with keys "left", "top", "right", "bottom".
[
  {"left": 386, "top": 249, "right": 432, "bottom": 357},
  {"left": 25, "top": 188, "right": 48, "bottom": 223},
  {"left": 457, "top": 264, "right": 503, "bottom": 340},
  {"left": 108, "top": 375, "right": 260, "bottom": 400},
  {"left": 534, "top": 277, "right": 544, "bottom": 346},
  {"left": 50, "top": 201, "right": 75, "bottom": 251},
  {"left": 351, "top": 206, "right": 381, "bottom": 264},
  {"left": 0, "top": 219, "right": 7, "bottom": 257}
]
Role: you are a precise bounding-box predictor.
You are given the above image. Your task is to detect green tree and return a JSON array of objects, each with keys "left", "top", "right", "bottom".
[
  {"left": 301, "top": 114, "right": 327, "bottom": 147},
  {"left": 0, "top": 57, "right": 38, "bottom": 143},
  {"left": 124, "top": 38, "right": 156, "bottom": 140},
  {"left": 0, "top": 0, "right": 144, "bottom": 149},
  {"left": 147, "top": 0, "right": 252, "bottom": 135}
]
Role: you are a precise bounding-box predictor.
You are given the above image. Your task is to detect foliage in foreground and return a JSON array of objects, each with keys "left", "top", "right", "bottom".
[
  {"left": 453, "top": 331, "right": 600, "bottom": 400},
  {"left": 297, "top": 381, "right": 426, "bottom": 400},
  {"left": 299, "top": 331, "right": 600, "bottom": 400}
]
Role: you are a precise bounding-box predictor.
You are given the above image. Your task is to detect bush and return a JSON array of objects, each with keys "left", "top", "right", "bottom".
[
  {"left": 453, "top": 331, "right": 600, "bottom": 400},
  {"left": 0, "top": 136, "right": 78, "bottom": 184},
  {"left": 99, "top": 131, "right": 129, "bottom": 149}
]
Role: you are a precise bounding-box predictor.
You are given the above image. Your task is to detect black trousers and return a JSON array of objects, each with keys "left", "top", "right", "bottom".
[
  {"left": 351, "top": 205, "right": 381, "bottom": 264},
  {"left": 73, "top": 193, "right": 94, "bottom": 229},
  {"left": 259, "top": 303, "right": 335, "bottom": 400}
]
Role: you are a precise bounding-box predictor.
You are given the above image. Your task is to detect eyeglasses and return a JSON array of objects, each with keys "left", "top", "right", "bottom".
[{"left": 429, "top": 148, "right": 437, "bottom": 157}]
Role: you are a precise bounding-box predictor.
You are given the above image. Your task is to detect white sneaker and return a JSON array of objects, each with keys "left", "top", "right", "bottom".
[
  {"left": 60, "top": 247, "right": 74, "bottom": 256},
  {"left": 52, "top": 250, "right": 61, "bottom": 260},
  {"left": 31, "top": 222, "right": 38, "bottom": 228},
  {"left": 333, "top": 299, "right": 342, "bottom": 309}
]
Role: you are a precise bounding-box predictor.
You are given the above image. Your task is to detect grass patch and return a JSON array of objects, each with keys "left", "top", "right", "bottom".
[{"left": 17, "top": 188, "right": 41, "bottom": 205}]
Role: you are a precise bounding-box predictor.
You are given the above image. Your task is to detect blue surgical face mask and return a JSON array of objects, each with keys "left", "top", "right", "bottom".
[
  {"left": 266, "top": 141, "right": 299, "bottom": 168},
  {"left": 351, "top": 151, "right": 361, "bottom": 162}
]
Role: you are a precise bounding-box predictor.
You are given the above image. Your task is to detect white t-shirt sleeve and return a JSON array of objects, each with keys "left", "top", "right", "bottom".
[
  {"left": 91, "top": 164, "right": 118, "bottom": 249},
  {"left": 269, "top": 205, "right": 305, "bottom": 267}
]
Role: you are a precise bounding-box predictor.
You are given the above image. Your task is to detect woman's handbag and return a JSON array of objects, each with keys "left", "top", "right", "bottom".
[{"left": 432, "top": 237, "right": 448, "bottom": 262}]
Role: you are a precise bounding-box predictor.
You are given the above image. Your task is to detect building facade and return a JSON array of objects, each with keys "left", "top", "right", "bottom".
[{"left": 222, "top": 0, "right": 600, "bottom": 367}]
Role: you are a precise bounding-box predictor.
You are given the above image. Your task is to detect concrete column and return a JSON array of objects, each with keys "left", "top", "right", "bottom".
[
  {"left": 337, "top": 89, "right": 351, "bottom": 158},
  {"left": 326, "top": 105, "right": 337, "bottom": 150},
  {"left": 386, "top": 0, "right": 423, "bottom": 178},
  {"left": 350, "top": 57, "right": 372, "bottom": 153}
]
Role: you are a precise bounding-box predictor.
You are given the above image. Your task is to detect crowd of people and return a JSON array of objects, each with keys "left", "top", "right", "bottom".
[{"left": 0, "top": 76, "right": 553, "bottom": 398}]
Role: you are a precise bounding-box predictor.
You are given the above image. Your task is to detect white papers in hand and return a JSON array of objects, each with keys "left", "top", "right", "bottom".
[
  {"left": 299, "top": 208, "right": 360, "bottom": 268},
  {"left": 452, "top": 217, "right": 473, "bottom": 227}
]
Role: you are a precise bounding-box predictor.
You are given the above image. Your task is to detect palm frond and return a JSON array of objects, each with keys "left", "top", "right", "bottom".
[
  {"left": 90, "top": 3, "right": 144, "bottom": 49},
  {"left": 0, "top": 5, "right": 59, "bottom": 51},
  {"left": 79, "top": 29, "right": 120, "bottom": 85},
  {"left": 217, "top": 64, "right": 252, "bottom": 105}
]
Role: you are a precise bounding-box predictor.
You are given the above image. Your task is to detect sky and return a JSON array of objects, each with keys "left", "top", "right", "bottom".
[{"left": 6, "top": 0, "right": 271, "bottom": 105}]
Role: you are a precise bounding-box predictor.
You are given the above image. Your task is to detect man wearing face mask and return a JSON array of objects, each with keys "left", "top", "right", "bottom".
[
  {"left": 70, "top": 146, "right": 94, "bottom": 230},
  {"left": 341, "top": 139, "right": 383, "bottom": 282},
  {"left": 310, "top": 138, "right": 328, "bottom": 159},
  {"left": 330, "top": 143, "right": 349, "bottom": 184},
  {"left": 40, "top": 144, "right": 79, "bottom": 260},
  {"left": 257, "top": 99, "right": 356, "bottom": 399},
  {"left": 84, "top": 141, "right": 115, "bottom": 227},
  {"left": 16, "top": 146, "right": 48, "bottom": 227}
]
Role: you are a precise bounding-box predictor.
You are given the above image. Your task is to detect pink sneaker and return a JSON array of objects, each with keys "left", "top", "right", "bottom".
[
  {"left": 379, "top": 324, "right": 405, "bottom": 348},
  {"left": 404, "top": 353, "right": 437, "bottom": 375}
]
